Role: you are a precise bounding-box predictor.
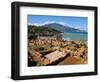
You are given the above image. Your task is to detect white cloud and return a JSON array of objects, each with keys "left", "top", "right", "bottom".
[
  {"left": 73, "top": 26, "right": 87, "bottom": 31},
  {"left": 28, "top": 23, "right": 39, "bottom": 26},
  {"left": 28, "top": 21, "right": 55, "bottom": 26},
  {"left": 75, "top": 26, "right": 81, "bottom": 29},
  {"left": 28, "top": 21, "right": 68, "bottom": 26},
  {"left": 57, "top": 22, "right": 66, "bottom": 26},
  {"left": 28, "top": 21, "right": 51, "bottom": 26},
  {"left": 40, "top": 21, "right": 55, "bottom": 25}
]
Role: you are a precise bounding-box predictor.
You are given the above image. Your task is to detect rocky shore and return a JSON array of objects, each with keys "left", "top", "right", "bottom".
[{"left": 28, "top": 39, "right": 88, "bottom": 66}]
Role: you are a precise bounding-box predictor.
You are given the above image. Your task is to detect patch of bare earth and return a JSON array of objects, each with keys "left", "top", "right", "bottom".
[{"left": 58, "top": 56, "right": 81, "bottom": 65}]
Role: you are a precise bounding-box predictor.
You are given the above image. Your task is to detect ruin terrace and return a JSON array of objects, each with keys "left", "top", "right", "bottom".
[{"left": 28, "top": 39, "right": 88, "bottom": 66}]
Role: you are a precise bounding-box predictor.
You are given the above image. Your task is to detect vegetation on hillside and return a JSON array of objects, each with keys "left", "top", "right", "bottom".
[{"left": 28, "top": 25, "right": 62, "bottom": 40}]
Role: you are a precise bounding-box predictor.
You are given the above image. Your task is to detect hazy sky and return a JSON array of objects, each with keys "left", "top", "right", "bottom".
[{"left": 28, "top": 15, "right": 88, "bottom": 31}]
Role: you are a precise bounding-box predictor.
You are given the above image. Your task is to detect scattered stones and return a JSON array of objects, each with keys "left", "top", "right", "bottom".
[{"left": 28, "top": 39, "right": 88, "bottom": 66}]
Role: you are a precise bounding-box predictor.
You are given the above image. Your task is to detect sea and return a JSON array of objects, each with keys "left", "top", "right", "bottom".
[{"left": 62, "top": 32, "right": 87, "bottom": 42}]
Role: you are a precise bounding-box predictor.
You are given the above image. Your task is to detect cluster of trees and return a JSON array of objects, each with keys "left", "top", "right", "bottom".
[{"left": 28, "top": 25, "right": 62, "bottom": 40}]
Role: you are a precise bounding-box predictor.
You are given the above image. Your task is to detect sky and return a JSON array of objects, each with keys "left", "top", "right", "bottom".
[{"left": 28, "top": 15, "right": 88, "bottom": 31}]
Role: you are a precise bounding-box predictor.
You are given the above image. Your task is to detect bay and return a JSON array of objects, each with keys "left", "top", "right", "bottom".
[{"left": 62, "top": 32, "right": 87, "bottom": 42}]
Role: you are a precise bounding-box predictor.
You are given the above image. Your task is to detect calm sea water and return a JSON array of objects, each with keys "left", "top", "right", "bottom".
[{"left": 62, "top": 32, "right": 87, "bottom": 41}]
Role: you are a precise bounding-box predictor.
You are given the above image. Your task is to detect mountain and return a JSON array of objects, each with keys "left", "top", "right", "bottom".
[{"left": 42, "top": 23, "right": 86, "bottom": 33}]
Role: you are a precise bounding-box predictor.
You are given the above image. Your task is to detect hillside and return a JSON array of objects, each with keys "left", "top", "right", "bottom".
[
  {"left": 28, "top": 25, "right": 62, "bottom": 39},
  {"left": 43, "top": 23, "right": 86, "bottom": 33}
]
